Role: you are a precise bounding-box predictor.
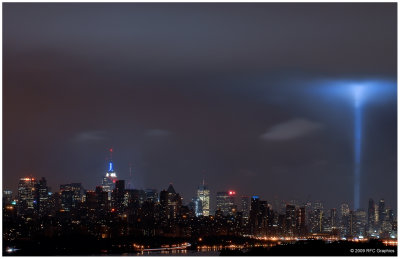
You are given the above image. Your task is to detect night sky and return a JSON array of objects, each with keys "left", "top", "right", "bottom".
[{"left": 3, "top": 3, "right": 397, "bottom": 210}]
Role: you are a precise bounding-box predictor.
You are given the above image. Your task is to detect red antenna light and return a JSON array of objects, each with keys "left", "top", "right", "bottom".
[{"left": 109, "top": 147, "right": 113, "bottom": 160}]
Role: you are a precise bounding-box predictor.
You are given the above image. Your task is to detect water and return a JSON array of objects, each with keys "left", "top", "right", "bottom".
[{"left": 129, "top": 249, "right": 221, "bottom": 256}]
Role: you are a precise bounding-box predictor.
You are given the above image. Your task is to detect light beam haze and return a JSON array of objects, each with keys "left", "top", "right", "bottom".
[{"left": 354, "top": 86, "right": 363, "bottom": 210}]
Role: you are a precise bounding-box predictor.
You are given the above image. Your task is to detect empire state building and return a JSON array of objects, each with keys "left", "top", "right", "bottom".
[{"left": 101, "top": 148, "right": 117, "bottom": 200}]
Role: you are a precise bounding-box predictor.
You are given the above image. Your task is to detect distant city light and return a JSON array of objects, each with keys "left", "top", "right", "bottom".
[{"left": 20, "top": 177, "right": 35, "bottom": 181}]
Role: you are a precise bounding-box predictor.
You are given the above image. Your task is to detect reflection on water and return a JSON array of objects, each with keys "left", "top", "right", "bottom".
[{"left": 130, "top": 249, "right": 221, "bottom": 256}]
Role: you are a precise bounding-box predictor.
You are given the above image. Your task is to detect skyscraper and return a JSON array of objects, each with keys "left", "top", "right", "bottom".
[
  {"left": 297, "top": 207, "right": 307, "bottom": 235},
  {"left": 367, "top": 198, "right": 375, "bottom": 234},
  {"left": 3, "top": 190, "right": 13, "bottom": 206},
  {"left": 60, "top": 183, "right": 83, "bottom": 211},
  {"left": 112, "top": 180, "right": 125, "bottom": 213},
  {"left": 241, "top": 196, "right": 251, "bottom": 219},
  {"left": 34, "top": 177, "right": 49, "bottom": 215},
  {"left": 340, "top": 203, "right": 350, "bottom": 237},
  {"left": 102, "top": 148, "right": 118, "bottom": 201},
  {"left": 378, "top": 199, "right": 385, "bottom": 227},
  {"left": 197, "top": 180, "right": 210, "bottom": 216},
  {"left": 216, "top": 191, "right": 236, "bottom": 215},
  {"left": 249, "top": 195, "right": 260, "bottom": 235},
  {"left": 354, "top": 209, "right": 367, "bottom": 237},
  {"left": 144, "top": 189, "right": 158, "bottom": 203},
  {"left": 285, "top": 204, "right": 296, "bottom": 235},
  {"left": 340, "top": 203, "right": 350, "bottom": 217},
  {"left": 160, "top": 184, "right": 182, "bottom": 220},
  {"left": 330, "top": 208, "right": 338, "bottom": 230},
  {"left": 17, "top": 177, "right": 37, "bottom": 215}
]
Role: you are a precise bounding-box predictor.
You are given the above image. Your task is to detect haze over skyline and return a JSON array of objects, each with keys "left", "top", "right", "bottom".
[{"left": 3, "top": 3, "right": 397, "bottom": 210}]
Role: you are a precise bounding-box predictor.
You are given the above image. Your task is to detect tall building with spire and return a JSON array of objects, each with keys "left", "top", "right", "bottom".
[
  {"left": 197, "top": 179, "right": 210, "bottom": 216},
  {"left": 102, "top": 148, "right": 118, "bottom": 200}
]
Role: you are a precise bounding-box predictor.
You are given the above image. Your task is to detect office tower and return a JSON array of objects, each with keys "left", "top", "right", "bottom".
[
  {"left": 159, "top": 184, "right": 182, "bottom": 220},
  {"left": 197, "top": 180, "right": 210, "bottom": 216},
  {"left": 249, "top": 196, "right": 261, "bottom": 235},
  {"left": 168, "top": 184, "right": 182, "bottom": 219},
  {"left": 378, "top": 199, "right": 385, "bottom": 227},
  {"left": 241, "top": 196, "right": 250, "bottom": 219},
  {"left": 17, "top": 177, "right": 37, "bottom": 215},
  {"left": 367, "top": 198, "right": 375, "bottom": 234},
  {"left": 216, "top": 191, "right": 236, "bottom": 215},
  {"left": 124, "top": 189, "right": 146, "bottom": 211},
  {"left": 159, "top": 189, "right": 169, "bottom": 222},
  {"left": 46, "top": 191, "right": 61, "bottom": 215},
  {"left": 340, "top": 203, "right": 350, "bottom": 237},
  {"left": 309, "top": 201, "right": 324, "bottom": 233},
  {"left": 285, "top": 204, "right": 296, "bottom": 235},
  {"left": 60, "top": 183, "right": 83, "bottom": 211},
  {"left": 96, "top": 186, "right": 109, "bottom": 212},
  {"left": 330, "top": 208, "right": 338, "bottom": 230},
  {"left": 387, "top": 209, "right": 395, "bottom": 224},
  {"left": 340, "top": 203, "right": 350, "bottom": 217},
  {"left": 144, "top": 189, "right": 158, "bottom": 203},
  {"left": 34, "top": 177, "right": 49, "bottom": 215},
  {"left": 3, "top": 190, "right": 13, "bottom": 206},
  {"left": 297, "top": 207, "right": 307, "bottom": 235},
  {"left": 374, "top": 204, "right": 379, "bottom": 224},
  {"left": 85, "top": 186, "right": 109, "bottom": 215},
  {"left": 85, "top": 190, "right": 97, "bottom": 212},
  {"left": 258, "top": 201, "right": 270, "bottom": 234},
  {"left": 354, "top": 209, "right": 367, "bottom": 237},
  {"left": 349, "top": 210, "right": 356, "bottom": 237},
  {"left": 112, "top": 180, "right": 125, "bottom": 213},
  {"left": 102, "top": 149, "right": 118, "bottom": 201},
  {"left": 381, "top": 208, "right": 395, "bottom": 237}
]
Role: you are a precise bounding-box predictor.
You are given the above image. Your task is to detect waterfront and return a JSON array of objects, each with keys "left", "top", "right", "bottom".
[{"left": 131, "top": 250, "right": 221, "bottom": 256}]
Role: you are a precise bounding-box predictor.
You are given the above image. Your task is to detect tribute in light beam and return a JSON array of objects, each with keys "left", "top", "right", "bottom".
[
  {"left": 353, "top": 85, "right": 363, "bottom": 210},
  {"left": 309, "top": 78, "right": 396, "bottom": 210}
]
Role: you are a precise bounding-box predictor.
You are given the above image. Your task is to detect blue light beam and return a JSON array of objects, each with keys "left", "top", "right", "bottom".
[
  {"left": 353, "top": 86, "right": 363, "bottom": 210},
  {"left": 307, "top": 78, "right": 396, "bottom": 210}
]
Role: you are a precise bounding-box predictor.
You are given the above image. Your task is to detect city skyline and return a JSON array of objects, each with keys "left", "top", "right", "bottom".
[
  {"left": 4, "top": 153, "right": 396, "bottom": 214},
  {"left": 7, "top": 170, "right": 396, "bottom": 240}
]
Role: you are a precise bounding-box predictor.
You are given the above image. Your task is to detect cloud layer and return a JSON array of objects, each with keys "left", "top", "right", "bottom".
[
  {"left": 260, "top": 118, "right": 323, "bottom": 141},
  {"left": 146, "top": 129, "right": 171, "bottom": 137},
  {"left": 73, "top": 130, "right": 107, "bottom": 142}
]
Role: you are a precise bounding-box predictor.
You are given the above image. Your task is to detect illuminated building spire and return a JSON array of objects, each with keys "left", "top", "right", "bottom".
[{"left": 108, "top": 148, "right": 114, "bottom": 172}]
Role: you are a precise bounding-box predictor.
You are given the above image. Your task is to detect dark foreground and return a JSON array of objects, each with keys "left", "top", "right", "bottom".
[
  {"left": 4, "top": 236, "right": 397, "bottom": 256},
  {"left": 221, "top": 240, "right": 397, "bottom": 256}
]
